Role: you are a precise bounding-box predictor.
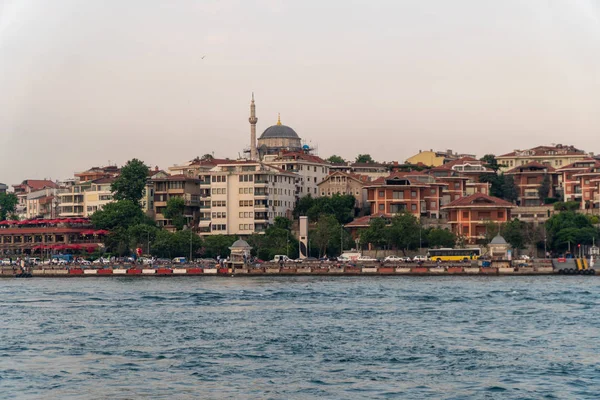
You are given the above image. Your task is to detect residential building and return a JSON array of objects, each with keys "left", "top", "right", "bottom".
[
  {"left": 329, "top": 162, "right": 390, "bottom": 180},
  {"left": 496, "top": 144, "right": 588, "bottom": 172},
  {"left": 263, "top": 151, "right": 330, "bottom": 198},
  {"left": 198, "top": 161, "right": 297, "bottom": 236},
  {"left": 0, "top": 183, "right": 7, "bottom": 194},
  {"left": 405, "top": 149, "right": 476, "bottom": 167},
  {"left": 25, "top": 188, "right": 63, "bottom": 219},
  {"left": 74, "top": 165, "right": 119, "bottom": 182},
  {"left": 557, "top": 159, "right": 600, "bottom": 204},
  {"left": 505, "top": 162, "right": 559, "bottom": 206},
  {"left": 57, "top": 178, "right": 115, "bottom": 218},
  {"left": 572, "top": 162, "right": 600, "bottom": 209},
  {"left": 12, "top": 180, "right": 59, "bottom": 219},
  {"left": 151, "top": 175, "right": 201, "bottom": 230},
  {"left": 318, "top": 171, "right": 371, "bottom": 210},
  {"left": 143, "top": 169, "right": 170, "bottom": 217},
  {"left": 365, "top": 172, "right": 446, "bottom": 219},
  {"left": 442, "top": 193, "right": 515, "bottom": 244}
]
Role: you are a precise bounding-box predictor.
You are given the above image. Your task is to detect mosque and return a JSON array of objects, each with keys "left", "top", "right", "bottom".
[{"left": 247, "top": 94, "right": 311, "bottom": 159}]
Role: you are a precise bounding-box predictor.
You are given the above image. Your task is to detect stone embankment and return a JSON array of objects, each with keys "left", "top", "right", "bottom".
[{"left": 1, "top": 259, "right": 595, "bottom": 277}]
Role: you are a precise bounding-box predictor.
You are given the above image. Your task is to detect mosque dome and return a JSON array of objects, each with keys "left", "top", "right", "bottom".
[
  {"left": 230, "top": 239, "right": 251, "bottom": 248},
  {"left": 490, "top": 235, "right": 507, "bottom": 245},
  {"left": 259, "top": 114, "right": 299, "bottom": 139}
]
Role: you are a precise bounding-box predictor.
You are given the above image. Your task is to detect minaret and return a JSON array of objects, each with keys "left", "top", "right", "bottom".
[{"left": 249, "top": 93, "right": 258, "bottom": 160}]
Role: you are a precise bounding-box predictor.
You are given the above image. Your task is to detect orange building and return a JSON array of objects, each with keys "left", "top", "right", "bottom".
[
  {"left": 365, "top": 172, "right": 446, "bottom": 219},
  {"left": 442, "top": 193, "right": 515, "bottom": 244},
  {"left": 505, "top": 162, "right": 558, "bottom": 206},
  {"left": 557, "top": 159, "right": 599, "bottom": 205}
]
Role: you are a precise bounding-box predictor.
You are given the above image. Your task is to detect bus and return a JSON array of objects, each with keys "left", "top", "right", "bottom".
[{"left": 427, "top": 248, "right": 481, "bottom": 262}]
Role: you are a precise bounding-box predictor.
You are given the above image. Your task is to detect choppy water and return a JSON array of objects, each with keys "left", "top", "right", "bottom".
[{"left": 1, "top": 277, "right": 599, "bottom": 399}]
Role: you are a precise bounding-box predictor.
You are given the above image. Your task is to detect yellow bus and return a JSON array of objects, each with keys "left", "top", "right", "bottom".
[{"left": 427, "top": 248, "right": 481, "bottom": 262}]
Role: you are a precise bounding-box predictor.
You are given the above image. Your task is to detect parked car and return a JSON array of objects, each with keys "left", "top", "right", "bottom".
[
  {"left": 358, "top": 255, "right": 378, "bottom": 262},
  {"left": 93, "top": 257, "right": 110, "bottom": 264},
  {"left": 1, "top": 258, "right": 12, "bottom": 266},
  {"left": 519, "top": 255, "right": 531, "bottom": 260},
  {"left": 271, "top": 255, "right": 291, "bottom": 263},
  {"left": 172, "top": 257, "right": 187, "bottom": 264},
  {"left": 384, "top": 255, "right": 404, "bottom": 263},
  {"left": 413, "top": 255, "right": 428, "bottom": 262}
]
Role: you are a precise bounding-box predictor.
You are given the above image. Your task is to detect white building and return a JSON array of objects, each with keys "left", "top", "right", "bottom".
[
  {"left": 197, "top": 161, "right": 297, "bottom": 236},
  {"left": 263, "top": 152, "right": 330, "bottom": 198}
]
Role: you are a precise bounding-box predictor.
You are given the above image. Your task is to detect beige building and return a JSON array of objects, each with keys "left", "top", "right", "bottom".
[
  {"left": 151, "top": 175, "right": 201, "bottom": 230},
  {"left": 318, "top": 172, "right": 370, "bottom": 210},
  {"left": 497, "top": 144, "right": 589, "bottom": 172},
  {"left": 58, "top": 178, "right": 115, "bottom": 218},
  {"left": 197, "top": 161, "right": 297, "bottom": 236},
  {"left": 263, "top": 151, "right": 330, "bottom": 198},
  {"left": 406, "top": 149, "right": 477, "bottom": 167},
  {"left": 25, "top": 188, "right": 63, "bottom": 219}
]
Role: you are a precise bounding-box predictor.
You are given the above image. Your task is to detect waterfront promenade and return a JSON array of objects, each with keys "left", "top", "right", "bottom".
[{"left": 1, "top": 259, "right": 596, "bottom": 277}]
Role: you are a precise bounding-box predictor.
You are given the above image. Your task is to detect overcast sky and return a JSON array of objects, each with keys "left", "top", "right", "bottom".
[{"left": 1, "top": 0, "right": 599, "bottom": 184}]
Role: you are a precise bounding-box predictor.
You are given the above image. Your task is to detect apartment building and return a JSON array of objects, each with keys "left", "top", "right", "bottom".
[
  {"left": 442, "top": 193, "right": 515, "bottom": 244},
  {"left": 74, "top": 166, "right": 119, "bottom": 182},
  {"left": 12, "top": 180, "right": 59, "bottom": 219},
  {"left": 151, "top": 175, "right": 201, "bottom": 230},
  {"left": 25, "top": 188, "right": 63, "bottom": 219},
  {"left": 318, "top": 171, "right": 370, "bottom": 210},
  {"left": 0, "top": 183, "right": 7, "bottom": 194},
  {"left": 57, "top": 178, "right": 115, "bottom": 218},
  {"left": 262, "top": 151, "right": 330, "bottom": 198},
  {"left": 571, "top": 162, "right": 600, "bottom": 209},
  {"left": 497, "top": 145, "right": 588, "bottom": 172},
  {"left": 329, "top": 162, "right": 390, "bottom": 180},
  {"left": 405, "top": 149, "right": 476, "bottom": 167},
  {"left": 197, "top": 161, "right": 297, "bottom": 236},
  {"left": 505, "top": 162, "right": 559, "bottom": 206},
  {"left": 557, "top": 159, "right": 600, "bottom": 204},
  {"left": 365, "top": 172, "right": 446, "bottom": 219}
]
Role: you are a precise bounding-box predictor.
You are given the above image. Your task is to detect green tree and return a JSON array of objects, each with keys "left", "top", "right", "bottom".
[
  {"left": 427, "top": 228, "right": 456, "bottom": 248},
  {"left": 127, "top": 224, "right": 159, "bottom": 255},
  {"left": 163, "top": 197, "right": 186, "bottom": 231},
  {"left": 355, "top": 154, "right": 375, "bottom": 164},
  {"left": 480, "top": 154, "right": 500, "bottom": 171},
  {"left": 545, "top": 211, "right": 598, "bottom": 251},
  {"left": 386, "top": 213, "right": 420, "bottom": 250},
  {"left": 502, "top": 175, "right": 518, "bottom": 203},
  {"left": 91, "top": 200, "right": 149, "bottom": 230},
  {"left": 538, "top": 174, "right": 551, "bottom": 202},
  {"left": 111, "top": 158, "right": 149, "bottom": 205},
  {"left": 483, "top": 220, "right": 501, "bottom": 244},
  {"left": 310, "top": 214, "right": 340, "bottom": 257},
  {"left": 200, "top": 235, "right": 237, "bottom": 259},
  {"left": 0, "top": 193, "right": 18, "bottom": 221},
  {"left": 294, "top": 194, "right": 356, "bottom": 223},
  {"left": 502, "top": 219, "right": 527, "bottom": 250},
  {"left": 359, "top": 217, "right": 388, "bottom": 250},
  {"left": 480, "top": 173, "right": 504, "bottom": 198},
  {"left": 327, "top": 155, "right": 345, "bottom": 164}
]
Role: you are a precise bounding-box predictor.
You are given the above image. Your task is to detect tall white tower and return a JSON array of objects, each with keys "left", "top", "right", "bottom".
[{"left": 249, "top": 93, "right": 258, "bottom": 160}]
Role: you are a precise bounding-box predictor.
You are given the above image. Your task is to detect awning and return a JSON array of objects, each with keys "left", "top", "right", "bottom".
[{"left": 199, "top": 220, "right": 211, "bottom": 228}]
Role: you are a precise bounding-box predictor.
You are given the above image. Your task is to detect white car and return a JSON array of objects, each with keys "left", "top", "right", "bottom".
[
  {"left": 357, "top": 255, "right": 378, "bottom": 262},
  {"left": 384, "top": 255, "right": 404, "bottom": 263},
  {"left": 93, "top": 257, "right": 110, "bottom": 264},
  {"left": 413, "top": 255, "right": 428, "bottom": 262},
  {"left": 1, "top": 258, "right": 12, "bottom": 266},
  {"left": 520, "top": 255, "right": 531, "bottom": 260}
]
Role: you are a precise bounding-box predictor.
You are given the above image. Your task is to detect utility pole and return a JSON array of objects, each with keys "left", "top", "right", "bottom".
[
  {"left": 340, "top": 224, "right": 343, "bottom": 254},
  {"left": 189, "top": 228, "right": 193, "bottom": 262},
  {"left": 147, "top": 231, "right": 150, "bottom": 256}
]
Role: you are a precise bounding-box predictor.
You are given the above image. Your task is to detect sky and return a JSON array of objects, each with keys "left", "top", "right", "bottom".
[{"left": 1, "top": 0, "right": 599, "bottom": 185}]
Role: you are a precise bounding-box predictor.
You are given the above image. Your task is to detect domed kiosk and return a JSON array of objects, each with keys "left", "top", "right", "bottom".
[
  {"left": 229, "top": 239, "right": 252, "bottom": 266},
  {"left": 488, "top": 234, "right": 509, "bottom": 259},
  {"left": 257, "top": 114, "right": 302, "bottom": 156}
]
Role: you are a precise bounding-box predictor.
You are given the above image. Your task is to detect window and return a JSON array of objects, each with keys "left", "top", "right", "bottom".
[
  {"left": 430, "top": 201, "right": 435, "bottom": 209},
  {"left": 498, "top": 211, "right": 504, "bottom": 219},
  {"left": 454, "top": 183, "right": 460, "bottom": 189},
  {"left": 462, "top": 212, "right": 469, "bottom": 219},
  {"left": 430, "top": 188, "right": 436, "bottom": 194},
  {"left": 411, "top": 191, "right": 416, "bottom": 198},
  {"left": 379, "top": 204, "right": 385, "bottom": 211},
  {"left": 379, "top": 191, "right": 385, "bottom": 198},
  {"left": 392, "top": 191, "right": 404, "bottom": 199},
  {"left": 411, "top": 204, "right": 417, "bottom": 211}
]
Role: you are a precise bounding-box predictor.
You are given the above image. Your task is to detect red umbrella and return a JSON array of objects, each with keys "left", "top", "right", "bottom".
[
  {"left": 94, "top": 230, "right": 109, "bottom": 235},
  {"left": 81, "top": 230, "right": 96, "bottom": 235},
  {"left": 0, "top": 221, "right": 9, "bottom": 225}
]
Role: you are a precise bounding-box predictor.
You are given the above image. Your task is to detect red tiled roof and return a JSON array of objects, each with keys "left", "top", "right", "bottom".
[
  {"left": 344, "top": 214, "right": 389, "bottom": 228},
  {"left": 505, "top": 161, "right": 556, "bottom": 174},
  {"left": 91, "top": 177, "right": 116, "bottom": 184},
  {"left": 557, "top": 159, "right": 600, "bottom": 171},
  {"left": 321, "top": 171, "right": 371, "bottom": 184},
  {"left": 442, "top": 193, "right": 514, "bottom": 209},
  {"left": 498, "top": 145, "right": 586, "bottom": 158},
  {"left": 14, "top": 180, "right": 58, "bottom": 191}
]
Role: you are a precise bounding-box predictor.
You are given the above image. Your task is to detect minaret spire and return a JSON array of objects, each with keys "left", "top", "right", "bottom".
[
  {"left": 249, "top": 93, "right": 258, "bottom": 160},
  {"left": 277, "top": 113, "right": 281, "bottom": 126}
]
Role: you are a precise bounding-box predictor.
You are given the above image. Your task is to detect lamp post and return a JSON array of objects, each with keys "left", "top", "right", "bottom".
[{"left": 189, "top": 227, "right": 193, "bottom": 262}]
